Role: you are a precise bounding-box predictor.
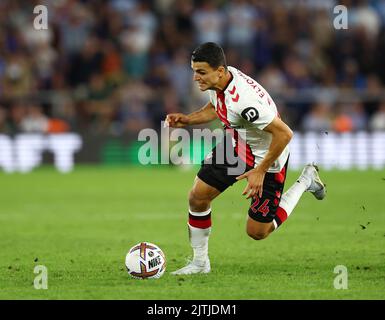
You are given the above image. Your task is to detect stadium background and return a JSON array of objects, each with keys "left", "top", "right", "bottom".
[
  {"left": 0, "top": 0, "right": 385, "bottom": 168},
  {"left": 1, "top": 0, "right": 385, "bottom": 300}
]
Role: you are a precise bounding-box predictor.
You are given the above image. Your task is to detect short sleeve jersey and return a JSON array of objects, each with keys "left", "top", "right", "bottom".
[{"left": 208, "top": 66, "right": 289, "bottom": 172}]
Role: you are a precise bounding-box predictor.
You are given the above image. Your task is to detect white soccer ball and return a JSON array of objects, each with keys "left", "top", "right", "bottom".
[{"left": 125, "top": 242, "right": 166, "bottom": 279}]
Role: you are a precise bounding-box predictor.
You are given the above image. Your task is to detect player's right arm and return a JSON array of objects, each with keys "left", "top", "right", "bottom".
[{"left": 165, "top": 102, "right": 217, "bottom": 128}]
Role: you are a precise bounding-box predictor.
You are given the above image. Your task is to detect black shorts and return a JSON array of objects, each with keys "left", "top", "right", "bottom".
[
  {"left": 197, "top": 136, "right": 253, "bottom": 192},
  {"left": 197, "top": 138, "right": 289, "bottom": 224},
  {"left": 247, "top": 161, "right": 288, "bottom": 223}
]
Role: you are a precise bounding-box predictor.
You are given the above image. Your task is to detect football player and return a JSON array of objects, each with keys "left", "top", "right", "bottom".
[{"left": 165, "top": 42, "right": 326, "bottom": 275}]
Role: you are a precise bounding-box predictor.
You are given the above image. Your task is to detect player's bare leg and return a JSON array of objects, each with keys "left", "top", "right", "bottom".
[
  {"left": 246, "top": 219, "right": 275, "bottom": 240},
  {"left": 246, "top": 164, "right": 326, "bottom": 240},
  {"left": 171, "top": 177, "right": 221, "bottom": 275}
]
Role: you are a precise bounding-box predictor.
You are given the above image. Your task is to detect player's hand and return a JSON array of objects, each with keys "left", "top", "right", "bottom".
[
  {"left": 164, "top": 113, "right": 190, "bottom": 128},
  {"left": 236, "top": 167, "right": 266, "bottom": 199}
]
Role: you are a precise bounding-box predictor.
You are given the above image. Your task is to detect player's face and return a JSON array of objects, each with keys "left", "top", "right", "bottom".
[{"left": 191, "top": 61, "right": 224, "bottom": 91}]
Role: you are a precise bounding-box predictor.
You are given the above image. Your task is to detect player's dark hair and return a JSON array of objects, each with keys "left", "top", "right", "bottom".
[{"left": 191, "top": 42, "right": 227, "bottom": 70}]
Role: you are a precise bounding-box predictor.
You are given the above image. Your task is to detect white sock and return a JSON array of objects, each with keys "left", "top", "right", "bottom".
[
  {"left": 188, "top": 208, "right": 211, "bottom": 265},
  {"left": 273, "top": 178, "right": 309, "bottom": 229},
  {"left": 280, "top": 178, "right": 309, "bottom": 215}
]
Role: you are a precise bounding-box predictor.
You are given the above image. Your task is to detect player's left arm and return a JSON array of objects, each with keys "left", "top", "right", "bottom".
[{"left": 236, "top": 117, "right": 293, "bottom": 199}]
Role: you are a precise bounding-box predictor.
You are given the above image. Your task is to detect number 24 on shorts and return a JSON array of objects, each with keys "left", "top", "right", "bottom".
[{"left": 250, "top": 198, "right": 270, "bottom": 216}]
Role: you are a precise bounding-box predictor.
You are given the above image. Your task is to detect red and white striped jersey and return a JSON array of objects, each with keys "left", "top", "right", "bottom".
[{"left": 208, "top": 66, "right": 289, "bottom": 172}]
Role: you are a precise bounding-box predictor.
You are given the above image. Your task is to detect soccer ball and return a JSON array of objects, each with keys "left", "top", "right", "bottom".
[{"left": 125, "top": 242, "right": 166, "bottom": 279}]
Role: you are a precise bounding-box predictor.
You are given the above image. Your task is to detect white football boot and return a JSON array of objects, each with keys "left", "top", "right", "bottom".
[
  {"left": 298, "top": 164, "right": 326, "bottom": 200},
  {"left": 171, "top": 259, "right": 211, "bottom": 275}
]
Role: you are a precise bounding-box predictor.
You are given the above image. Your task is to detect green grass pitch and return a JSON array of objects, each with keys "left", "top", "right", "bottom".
[{"left": 0, "top": 165, "right": 384, "bottom": 299}]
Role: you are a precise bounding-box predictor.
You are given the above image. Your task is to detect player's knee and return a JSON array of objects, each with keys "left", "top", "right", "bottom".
[
  {"left": 246, "top": 228, "right": 269, "bottom": 241},
  {"left": 247, "top": 231, "right": 268, "bottom": 240},
  {"left": 188, "top": 189, "right": 211, "bottom": 212}
]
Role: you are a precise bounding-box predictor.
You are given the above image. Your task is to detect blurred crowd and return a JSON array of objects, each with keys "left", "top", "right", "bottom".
[{"left": 0, "top": 0, "right": 385, "bottom": 137}]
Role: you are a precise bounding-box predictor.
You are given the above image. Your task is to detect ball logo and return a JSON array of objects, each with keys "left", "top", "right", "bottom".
[
  {"left": 148, "top": 256, "right": 162, "bottom": 268},
  {"left": 241, "top": 107, "right": 259, "bottom": 122}
]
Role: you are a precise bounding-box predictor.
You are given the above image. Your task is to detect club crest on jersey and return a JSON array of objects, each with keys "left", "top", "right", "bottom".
[{"left": 241, "top": 107, "right": 259, "bottom": 122}]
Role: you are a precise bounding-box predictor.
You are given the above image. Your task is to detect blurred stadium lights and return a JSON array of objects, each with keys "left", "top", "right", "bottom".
[
  {"left": 0, "top": 133, "right": 82, "bottom": 173},
  {"left": 0, "top": 131, "right": 384, "bottom": 173}
]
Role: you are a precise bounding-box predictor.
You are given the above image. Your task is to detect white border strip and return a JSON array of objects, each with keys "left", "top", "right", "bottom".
[{"left": 189, "top": 208, "right": 212, "bottom": 216}]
